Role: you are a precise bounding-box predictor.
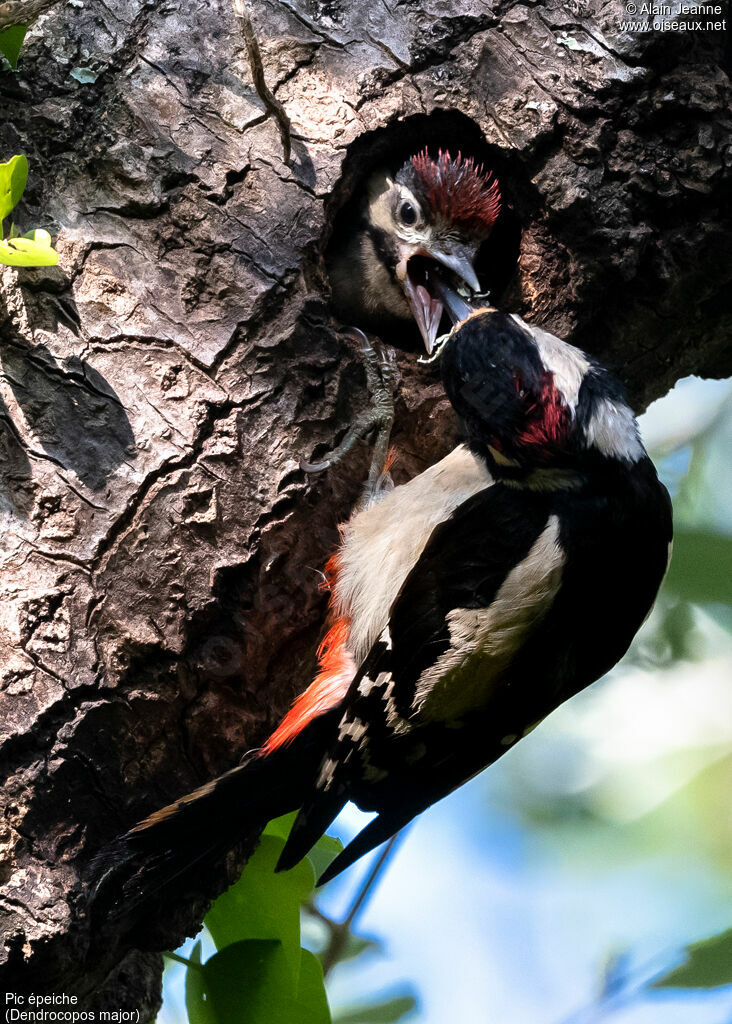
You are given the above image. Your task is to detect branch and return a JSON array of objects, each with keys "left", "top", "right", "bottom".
[
  {"left": 319, "top": 832, "right": 404, "bottom": 978},
  {"left": 232, "top": 0, "right": 291, "bottom": 165}
]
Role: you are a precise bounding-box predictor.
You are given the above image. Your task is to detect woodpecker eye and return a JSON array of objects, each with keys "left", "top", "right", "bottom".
[{"left": 398, "top": 201, "right": 418, "bottom": 226}]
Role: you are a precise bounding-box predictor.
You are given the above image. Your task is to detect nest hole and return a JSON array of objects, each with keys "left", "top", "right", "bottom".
[{"left": 322, "top": 109, "right": 523, "bottom": 351}]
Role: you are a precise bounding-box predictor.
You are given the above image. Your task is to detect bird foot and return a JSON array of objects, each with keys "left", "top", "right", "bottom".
[{"left": 300, "top": 329, "right": 397, "bottom": 504}]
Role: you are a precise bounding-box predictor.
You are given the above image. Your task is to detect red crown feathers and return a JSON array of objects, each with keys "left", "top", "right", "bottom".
[{"left": 410, "top": 149, "right": 501, "bottom": 237}]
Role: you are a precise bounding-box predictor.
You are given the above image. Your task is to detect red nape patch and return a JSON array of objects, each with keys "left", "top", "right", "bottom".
[
  {"left": 260, "top": 618, "right": 355, "bottom": 755},
  {"left": 517, "top": 373, "right": 570, "bottom": 454},
  {"left": 411, "top": 149, "right": 501, "bottom": 237}
]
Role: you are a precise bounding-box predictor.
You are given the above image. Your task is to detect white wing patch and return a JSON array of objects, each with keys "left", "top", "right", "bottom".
[
  {"left": 412, "top": 515, "right": 565, "bottom": 723},
  {"left": 584, "top": 396, "right": 645, "bottom": 463},
  {"left": 334, "top": 445, "right": 493, "bottom": 664}
]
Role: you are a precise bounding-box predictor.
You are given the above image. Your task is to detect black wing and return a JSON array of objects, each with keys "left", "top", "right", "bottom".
[{"left": 277, "top": 483, "right": 559, "bottom": 875}]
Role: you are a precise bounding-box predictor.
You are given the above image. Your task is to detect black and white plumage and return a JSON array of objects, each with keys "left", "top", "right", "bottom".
[{"left": 94, "top": 307, "right": 672, "bottom": 909}]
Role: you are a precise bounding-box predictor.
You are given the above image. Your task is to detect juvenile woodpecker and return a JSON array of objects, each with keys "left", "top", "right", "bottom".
[
  {"left": 329, "top": 148, "right": 501, "bottom": 353},
  {"left": 304, "top": 149, "right": 501, "bottom": 484},
  {"left": 96, "top": 304, "right": 672, "bottom": 909}
]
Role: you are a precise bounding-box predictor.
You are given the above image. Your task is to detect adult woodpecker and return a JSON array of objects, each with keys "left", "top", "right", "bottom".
[
  {"left": 303, "top": 148, "right": 501, "bottom": 484},
  {"left": 95, "top": 302, "right": 672, "bottom": 910}
]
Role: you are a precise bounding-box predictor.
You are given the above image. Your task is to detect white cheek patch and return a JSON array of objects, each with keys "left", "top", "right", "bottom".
[
  {"left": 510, "top": 313, "right": 589, "bottom": 408},
  {"left": 585, "top": 397, "right": 645, "bottom": 463},
  {"left": 509, "top": 313, "right": 646, "bottom": 464}
]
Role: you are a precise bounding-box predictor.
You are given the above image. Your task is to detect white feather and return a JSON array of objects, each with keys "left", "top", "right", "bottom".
[{"left": 334, "top": 445, "right": 493, "bottom": 664}]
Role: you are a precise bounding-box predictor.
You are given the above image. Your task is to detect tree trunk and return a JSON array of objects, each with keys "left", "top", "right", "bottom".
[{"left": 0, "top": 0, "right": 729, "bottom": 1013}]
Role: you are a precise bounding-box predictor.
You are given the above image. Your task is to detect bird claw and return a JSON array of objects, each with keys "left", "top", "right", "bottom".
[
  {"left": 299, "top": 328, "right": 397, "bottom": 502},
  {"left": 299, "top": 455, "right": 331, "bottom": 474}
]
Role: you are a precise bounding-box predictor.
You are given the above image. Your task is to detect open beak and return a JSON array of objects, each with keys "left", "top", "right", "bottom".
[
  {"left": 402, "top": 244, "right": 480, "bottom": 354},
  {"left": 431, "top": 275, "right": 474, "bottom": 325},
  {"left": 403, "top": 275, "right": 444, "bottom": 356}
]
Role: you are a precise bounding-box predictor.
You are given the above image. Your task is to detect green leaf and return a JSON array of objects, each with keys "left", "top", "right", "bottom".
[
  {"left": 264, "top": 812, "right": 298, "bottom": 841},
  {"left": 201, "top": 939, "right": 291, "bottom": 1024},
  {"left": 0, "top": 25, "right": 28, "bottom": 70},
  {"left": 0, "top": 235, "right": 59, "bottom": 266},
  {"left": 333, "top": 994, "right": 418, "bottom": 1023},
  {"left": 196, "top": 818, "right": 334, "bottom": 1023},
  {"left": 185, "top": 941, "right": 215, "bottom": 1024},
  {"left": 652, "top": 928, "right": 732, "bottom": 989},
  {"left": 308, "top": 832, "right": 344, "bottom": 881},
  {"left": 185, "top": 940, "right": 330, "bottom": 1024},
  {"left": 22, "top": 227, "right": 52, "bottom": 245},
  {"left": 296, "top": 949, "right": 332, "bottom": 1024},
  {"left": 0, "top": 154, "right": 28, "bottom": 222},
  {"left": 205, "top": 833, "right": 314, "bottom": 979},
  {"left": 264, "top": 813, "right": 343, "bottom": 879}
]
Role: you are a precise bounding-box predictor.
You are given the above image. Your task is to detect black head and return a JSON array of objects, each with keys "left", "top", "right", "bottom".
[{"left": 440, "top": 309, "right": 646, "bottom": 479}]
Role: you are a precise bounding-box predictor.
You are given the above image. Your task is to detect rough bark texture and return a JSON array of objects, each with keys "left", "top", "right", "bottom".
[{"left": 0, "top": 0, "right": 730, "bottom": 1013}]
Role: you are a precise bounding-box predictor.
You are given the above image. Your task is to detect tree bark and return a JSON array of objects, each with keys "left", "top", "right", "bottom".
[{"left": 0, "top": 0, "right": 729, "bottom": 1013}]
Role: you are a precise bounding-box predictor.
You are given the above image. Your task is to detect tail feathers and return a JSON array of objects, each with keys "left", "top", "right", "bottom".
[
  {"left": 90, "top": 707, "right": 344, "bottom": 921},
  {"left": 316, "top": 811, "right": 408, "bottom": 885},
  {"left": 275, "top": 784, "right": 347, "bottom": 874},
  {"left": 90, "top": 750, "right": 303, "bottom": 920}
]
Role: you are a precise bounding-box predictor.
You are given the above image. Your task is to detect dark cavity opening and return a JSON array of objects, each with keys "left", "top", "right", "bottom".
[{"left": 323, "top": 109, "right": 522, "bottom": 352}]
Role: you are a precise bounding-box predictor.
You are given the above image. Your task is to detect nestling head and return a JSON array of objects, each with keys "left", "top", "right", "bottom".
[{"left": 364, "top": 149, "right": 501, "bottom": 351}]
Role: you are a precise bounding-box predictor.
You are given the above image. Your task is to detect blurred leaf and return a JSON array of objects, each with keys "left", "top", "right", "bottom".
[
  {"left": 0, "top": 235, "right": 58, "bottom": 266},
  {"left": 664, "top": 528, "right": 732, "bottom": 606},
  {"left": 337, "top": 933, "right": 384, "bottom": 965},
  {"left": 185, "top": 941, "right": 213, "bottom": 1024},
  {"left": 673, "top": 429, "right": 713, "bottom": 523},
  {"left": 0, "top": 25, "right": 28, "bottom": 69},
  {"left": 657, "top": 601, "right": 697, "bottom": 663},
  {"left": 652, "top": 928, "right": 732, "bottom": 989},
  {"left": 0, "top": 154, "right": 28, "bottom": 223},
  {"left": 185, "top": 940, "right": 330, "bottom": 1024},
  {"left": 205, "top": 833, "right": 314, "bottom": 979},
  {"left": 333, "top": 994, "right": 417, "bottom": 1023}
]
